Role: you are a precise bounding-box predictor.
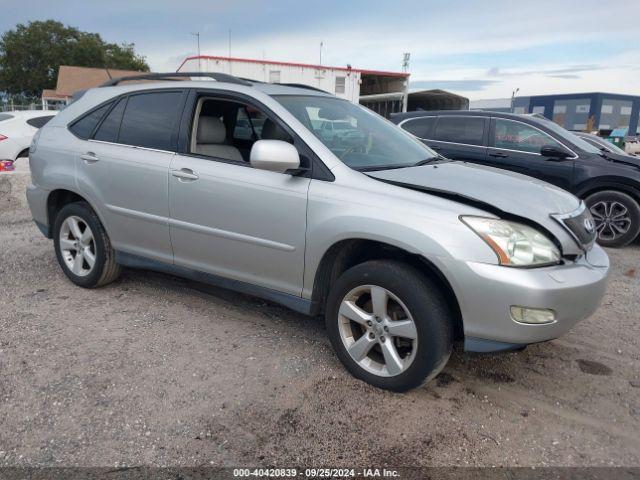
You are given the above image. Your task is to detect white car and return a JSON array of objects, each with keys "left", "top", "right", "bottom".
[{"left": 0, "top": 110, "right": 58, "bottom": 161}]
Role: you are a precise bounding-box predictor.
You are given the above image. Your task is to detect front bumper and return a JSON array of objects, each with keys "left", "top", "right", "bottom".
[{"left": 441, "top": 244, "right": 610, "bottom": 351}]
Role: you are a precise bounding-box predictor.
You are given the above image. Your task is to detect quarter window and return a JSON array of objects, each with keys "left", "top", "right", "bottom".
[
  {"left": 400, "top": 117, "right": 436, "bottom": 139},
  {"left": 70, "top": 103, "right": 113, "bottom": 139},
  {"left": 493, "top": 119, "right": 563, "bottom": 154},
  {"left": 434, "top": 117, "right": 485, "bottom": 146},
  {"left": 118, "top": 92, "right": 183, "bottom": 151},
  {"left": 93, "top": 98, "right": 126, "bottom": 143},
  {"left": 26, "top": 116, "right": 55, "bottom": 129}
]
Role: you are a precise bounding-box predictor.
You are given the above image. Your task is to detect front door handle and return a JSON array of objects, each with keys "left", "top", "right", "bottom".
[
  {"left": 489, "top": 152, "right": 508, "bottom": 158},
  {"left": 80, "top": 152, "right": 99, "bottom": 163},
  {"left": 171, "top": 168, "right": 199, "bottom": 181}
]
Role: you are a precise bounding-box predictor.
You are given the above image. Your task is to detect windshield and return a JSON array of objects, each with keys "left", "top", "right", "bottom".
[
  {"left": 582, "top": 135, "right": 628, "bottom": 155},
  {"left": 274, "top": 95, "right": 438, "bottom": 170},
  {"left": 535, "top": 117, "right": 602, "bottom": 154}
]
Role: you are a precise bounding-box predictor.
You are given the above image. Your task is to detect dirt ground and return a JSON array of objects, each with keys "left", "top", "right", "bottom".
[{"left": 1, "top": 162, "right": 639, "bottom": 468}]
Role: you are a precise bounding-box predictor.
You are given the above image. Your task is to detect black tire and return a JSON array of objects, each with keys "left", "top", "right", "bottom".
[
  {"left": 585, "top": 190, "right": 640, "bottom": 248},
  {"left": 325, "top": 260, "right": 453, "bottom": 392},
  {"left": 53, "top": 202, "right": 121, "bottom": 288}
]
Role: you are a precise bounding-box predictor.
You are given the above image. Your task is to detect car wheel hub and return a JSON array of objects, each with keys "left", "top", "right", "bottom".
[
  {"left": 59, "top": 216, "right": 96, "bottom": 277},
  {"left": 589, "top": 200, "right": 631, "bottom": 241},
  {"left": 338, "top": 285, "right": 418, "bottom": 377}
]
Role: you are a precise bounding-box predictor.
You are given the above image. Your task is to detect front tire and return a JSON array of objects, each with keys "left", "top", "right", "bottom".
[
  {"left": 53, "top": 202, "right": 121, "bottom": 288},
  {"left": 585, "top": 190, "right": 640, "bottom": 248},
  {"left": 325, "top": 260, "right": 453, "bottom": 392}
]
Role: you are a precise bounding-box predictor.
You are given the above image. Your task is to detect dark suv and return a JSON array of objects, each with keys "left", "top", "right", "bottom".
[{"left": 392, "top": 110, "right": 640, "bottom": 247}]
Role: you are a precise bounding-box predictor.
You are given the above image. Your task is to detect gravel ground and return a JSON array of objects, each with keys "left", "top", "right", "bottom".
[{"left": 1, "top": 162, "right": 639, "bottom": 468}]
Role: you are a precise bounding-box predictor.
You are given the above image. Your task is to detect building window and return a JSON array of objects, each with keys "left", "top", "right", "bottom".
[
  {"left": 576, "top": 104, "right": 590, "bottom": 113},
  {"left": 532, "top": 106, "right": 545, "bottom": 114},
  {"left": 553, "top": 104, "right": 567, "bottom": 114},
  {"left": 621, "top": 106, "right": 632, "bottom": 115},
  {"left": 335, "top": 76, "right": 346, "bottom": 94},
  {"left": 269, "top": 70, "right": 281, "bottom": 83},
  {"left": 601, "top": 104, "right": 613, "bottom": 114}
]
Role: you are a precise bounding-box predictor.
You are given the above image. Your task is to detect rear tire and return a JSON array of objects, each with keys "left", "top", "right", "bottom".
[
  {"left": 585, "top": 190, "right": 640, "bottom": 248},
  {"left": 53, "top": 202, "right": 121, "bottom": 288},
  {"left": 325, "top": 260, "right": 453, "bottom": 392}
]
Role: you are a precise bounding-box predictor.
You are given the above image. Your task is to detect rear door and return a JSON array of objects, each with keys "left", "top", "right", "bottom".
[
  {"left": 488, "top": 117, "right": 575, "bottom": 191},
  {"left": 74, "top": 89, "right": 187, "bottom": 263}
]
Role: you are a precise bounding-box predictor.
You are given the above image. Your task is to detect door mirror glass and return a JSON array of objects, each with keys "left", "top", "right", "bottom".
[
  {"left": 540, "top": 144, "right": 571, "bottom": 158},
  {"left": 250, "top": 140, "right": 300, "bottom": 173}
]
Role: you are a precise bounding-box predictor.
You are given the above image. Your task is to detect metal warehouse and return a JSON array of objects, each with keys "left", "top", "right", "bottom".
[
  {"left": 472, "top": 92, "right": 640, "bottom": 135},
  {"left": 178, "top": 55, "right": 411, "bottom": 117}
]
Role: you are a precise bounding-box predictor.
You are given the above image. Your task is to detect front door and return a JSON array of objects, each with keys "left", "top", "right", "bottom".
[
  {"left": 487, "top": 117, "right": 575, "bottom": 192},
  {"left": 168, "top": 94, "right": 310, "bottom": 296}
]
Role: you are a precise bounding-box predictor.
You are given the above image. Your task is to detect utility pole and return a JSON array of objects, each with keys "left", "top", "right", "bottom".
[
  {"left": 228, "top": 29, "right": 232, "bottom": 58},
  {"left": 402, "top": 52, "right": 410, "bottom": 72},
  {"left": 190, "top": 32, "right": 201, "bottom": 71},
  {"left": 319, "top": 41, "right": 323, "bottom": 65},
  {"left": 511, "top": 87, "right": 520, "bottom": 112}
]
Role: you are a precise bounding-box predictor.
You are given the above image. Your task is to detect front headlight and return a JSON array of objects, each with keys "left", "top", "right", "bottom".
[{"left": 461, "top": 216, "right": 561, "bottom": 267}]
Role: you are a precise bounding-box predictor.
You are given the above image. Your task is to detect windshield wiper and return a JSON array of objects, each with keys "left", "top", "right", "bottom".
[{"left": 412, "top": 155, "right": 449, "bottom": 167}]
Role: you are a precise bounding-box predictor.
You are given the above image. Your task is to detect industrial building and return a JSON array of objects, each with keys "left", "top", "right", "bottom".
[
  {"left": 471, "top": 92, "right": 640, "bottom": 135},
  {"left": 177, "top": 55, "right": 468, "bottom": 117}
]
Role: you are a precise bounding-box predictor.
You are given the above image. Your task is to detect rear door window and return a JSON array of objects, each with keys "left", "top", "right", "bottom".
[
  {"left": 26, "top": 115, "right": 55, "bottom": 129},
  {"left": 93, "top": 98, "right": 127, "bottom": 143},
  {"left": 433, "top": 116, "right": 485, "bottom": 146},
  {"left": 70, "top": 103, "right": 113, "bottom": 139},
  {"left": 400, "top": 116, "right": 437, "bottom": 139},
  {"left": 118, "top": 91, "right": 184, "bottom": 151}
]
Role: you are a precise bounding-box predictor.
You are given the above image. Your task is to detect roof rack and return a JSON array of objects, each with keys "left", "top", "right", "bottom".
[
  {"left": 281, "top": 83, "right": 329, "bottom": 94},
  {"left": 99, "top": 72, "right": 253, "bottom": 87}
]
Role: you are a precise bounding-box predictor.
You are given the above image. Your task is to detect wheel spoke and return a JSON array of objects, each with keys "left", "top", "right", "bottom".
[
  {"left": 386, "top": 319, "right": 417, "bottom": 340},
  {"left": 381, "top": 341, "right": 404, "bottom": 375},
  {"left": 347, "top": 335, "right": 376, "bottom": 361},
  {"left": 68, "top": 217, "right": 83, "bottom": 240},
  {"left": 339, "top": 301, "right": 372, "bottom": 325},
  {"left": 80, "top": 226, "right": 93, "bottom": 244},
  {"left": 72, "top": 251, "right": 85, "bottom": 274},
  {"left": 84, "top": 249, "right": 96, "bottom": 268},
  {"left": 59, "top": 238, "right": 77, "bottom": 251},
  {"left": 370, "top": 286, "right": 388, "bottom": 318}
]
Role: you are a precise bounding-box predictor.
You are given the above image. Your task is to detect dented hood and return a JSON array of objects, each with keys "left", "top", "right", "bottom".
[{"left": 367, "top": 161, "right": 585, "bottom": 253}]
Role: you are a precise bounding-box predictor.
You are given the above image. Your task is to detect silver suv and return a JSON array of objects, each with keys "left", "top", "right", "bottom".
[{"left": 26, "top": 73, "right": 610, "bottom": 391}]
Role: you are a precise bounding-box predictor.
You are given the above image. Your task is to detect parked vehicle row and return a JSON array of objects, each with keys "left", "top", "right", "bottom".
[
  {"left": 27, "top": 73, "right": 609, "bottom": 391},
  {"left": 0, "top": 110, "right": 57, "bottom": 162},
  {"left": 392, "top": 111, "right": 640, "bottom": 248}
]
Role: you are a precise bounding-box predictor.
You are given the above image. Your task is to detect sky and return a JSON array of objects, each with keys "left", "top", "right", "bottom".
[{"left": 2, "top": 0, "right": 639, "bottom": 100}]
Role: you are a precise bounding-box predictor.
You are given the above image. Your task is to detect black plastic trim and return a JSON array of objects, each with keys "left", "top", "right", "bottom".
[{"left": 115, "top": 251, "right": 315, "bottom": 315}]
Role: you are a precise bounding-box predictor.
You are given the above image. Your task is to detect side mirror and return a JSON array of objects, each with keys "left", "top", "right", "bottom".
[
  {"left": 250, "top": 140, "right": 300, "bottom": 173},
  {"left": 540, "top": 145, "right": 571, "bottom": 159}
]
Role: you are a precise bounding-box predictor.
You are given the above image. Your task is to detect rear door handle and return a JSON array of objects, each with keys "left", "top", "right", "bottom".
[
  {"left": 429, "top": 145, "right": 442, "bottom": 151},
  {"left": 489, "top": 152, "right": 508, "bottom": 158},
  {"left": 171, "top": 168, "right": 199, "bottom": 181},
  {"left": 80, "top": 152, "right": 99, "bottom": 163}
]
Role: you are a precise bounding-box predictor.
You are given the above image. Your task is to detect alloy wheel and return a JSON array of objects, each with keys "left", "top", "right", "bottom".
[
  {"left": 59, "top": 216, "right": 96, "bottom": 277},
  {"left": 338, "top": 285, "right": 418, "bottom": 377},
  {"left": 589, "top": 200, "right": 631, "bottom": 242}
]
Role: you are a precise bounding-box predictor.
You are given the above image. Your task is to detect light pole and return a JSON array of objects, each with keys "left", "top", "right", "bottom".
[
  {"left": 190, "top": 32, "right": 201, "bottom": 71},
  {"left": 511, "top": 87, "right": 520, "bottom": 112}
]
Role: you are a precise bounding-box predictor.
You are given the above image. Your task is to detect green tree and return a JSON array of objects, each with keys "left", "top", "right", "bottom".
[{"left": 0, "top": 20, "right": 149, "bottom": 96}]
